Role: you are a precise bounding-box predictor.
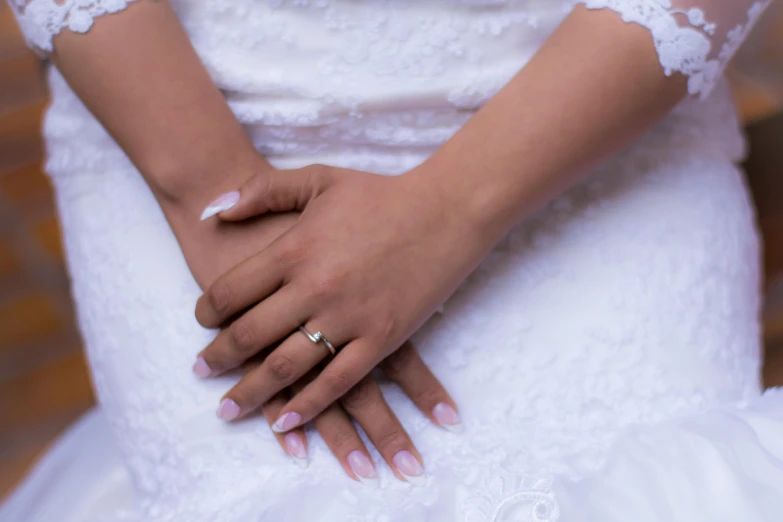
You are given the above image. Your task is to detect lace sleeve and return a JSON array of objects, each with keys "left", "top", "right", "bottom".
[
  {"left": 577, "top": 0, "right": 773, "bottom": 98},
  {"left": 8, "top": 0, "right": 140, "bottom": 54}
]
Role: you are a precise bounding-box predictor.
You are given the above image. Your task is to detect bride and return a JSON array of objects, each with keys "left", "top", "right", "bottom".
[{"left": 3, "top": 0, "right": 782, "bottom": 520}]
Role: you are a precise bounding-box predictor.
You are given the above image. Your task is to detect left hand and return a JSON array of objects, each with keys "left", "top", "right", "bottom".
[{"left": 195, "top": 164, "right": 491, "bottom": 431}]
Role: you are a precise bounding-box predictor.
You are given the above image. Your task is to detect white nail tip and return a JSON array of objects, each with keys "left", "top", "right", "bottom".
[
  {"left": 200, "top": 202, "right": 234, "bottom": 220},
  {"left": 442, "top": 423, "right": 464, "bottom": 434},
  {"left": 291, "top": 456, "right": 309, "bottom": 469},
  {"left": 357, "top": 475, "right": 380, "bottom": 488},
  {"left": 402, "top": 472, "right": 428, "bottom": 487},
  {"left": 199, "top": 192, "right": 240, "bottom": 221}
]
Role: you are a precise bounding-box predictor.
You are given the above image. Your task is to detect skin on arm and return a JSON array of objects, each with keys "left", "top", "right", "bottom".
[
  {"left": 48, "top": 0, "right": 457, "bottom": 482},
  {"left": 51, "top": 0, "right": 267, "bottom": 218},
  {"left": 51, "top": 0, "right": 274, "bottom": 286},
  {"left": 194, "top": 5, "right": 692, "bottom": 430},
  {"left": 419, "top": 5, "right": 688, "bottom": 239}
]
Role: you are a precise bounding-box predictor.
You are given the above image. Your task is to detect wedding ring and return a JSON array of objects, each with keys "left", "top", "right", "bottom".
[{"left": 298, "top": 325, "right": 336, "bottom": 355}]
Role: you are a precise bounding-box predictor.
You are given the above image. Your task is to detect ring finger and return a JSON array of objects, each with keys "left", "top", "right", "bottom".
[{"left": 217, "top": 322, "right": 345, "bottom": 421}]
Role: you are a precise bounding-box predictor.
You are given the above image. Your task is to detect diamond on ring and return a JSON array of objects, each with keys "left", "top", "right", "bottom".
[{"left": 298, "top": 326, "right": 336, "bottom": 355}]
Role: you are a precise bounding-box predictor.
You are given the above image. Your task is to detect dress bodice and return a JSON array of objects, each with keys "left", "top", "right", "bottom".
[
  {"left": 5, "top": 0, "right": 769, "bottom": 181},
  {"left": 3, "top": 2, "right": 780, "bottom": 521}
]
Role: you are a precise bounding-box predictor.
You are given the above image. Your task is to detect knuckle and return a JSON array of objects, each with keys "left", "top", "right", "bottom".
[
  {"left": 411, "top": 388, "right": 443, "bottom": 410},
  {"left": 376, "top": 428, "right": 408, "bottom": 453},
  {"left": 381, "top": 345, "right": 418, "bottom": 379},
  {"left": 266, "top": 353, "right": 297, "bottom": 383},
  {"left": 248, "top": 172, "right": 271, "bottom": 198},
  {"left": 306, "top": 163, "right": 332, "bottom": 180},
  {"left": 299, "top": 395, "right": 326, "bottom": 417},
  {"left": 308, "top": 273, "right": 340, "bottom": 302},
  {"left": 369, "top": 312, "right": 397, "bottom": 344},
  {"left": 229, "top": 321, "right": 258, "bottom": 355},
  {"left": 378, "top": 315, "right": 397, "bottom": 341},
  {"left": 227, "top": 388, "right": 253, "bottom": 411},
  {"left": 235, "top": 374, "right": 274, "bottom": 408},
  {"left": 206, "top": 283, "right": 233, "bottom": 318},
  {"left": 322, "top": 425, "right": 356, "bottom": 452},
  {"left": 340, "top": 379, "right": 378, "bottom": 412},
  {"left": 278, "top": 236, "right": 306, "bottom": 266},
  {"left": 324, "top": 369, "right": 354, "bottom": 397}
]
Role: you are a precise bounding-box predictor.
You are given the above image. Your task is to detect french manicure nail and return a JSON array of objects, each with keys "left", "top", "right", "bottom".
[
  {"left": 272, "top": 412, "right": 302, "bottom": 432},
  {"left": 347, "top": 450, "right": 379, "bottom": 488},
  {"left": 216, "top": 398, "right": 240, "bottom": 421},
  {"left": 192, "top": 357, "right": 211, "bottom": 378},
  {"left": 284, "top": 432, "right": 308, "bottom": 468},
  {"left": 393, "top": 450, "right": 427, "bottom": 487},
  {"left": 200, "top": 191, "right": 240, "bottom": 220},
  {"left": 432, "top": 403, "right": 462, "bottom": 433}
]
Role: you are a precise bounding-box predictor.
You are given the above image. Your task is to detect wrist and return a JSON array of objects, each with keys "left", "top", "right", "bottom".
[
  {"left": 405, "top": 157, "right": 519, "bottom": 248},
  {"left": 148, "top": 146, "right": 273, "bottom": 220}
]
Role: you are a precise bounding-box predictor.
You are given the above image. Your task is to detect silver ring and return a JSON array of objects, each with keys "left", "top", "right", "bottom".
[{"left": 298, "top": 325, "right": 336, "bottom": 355}]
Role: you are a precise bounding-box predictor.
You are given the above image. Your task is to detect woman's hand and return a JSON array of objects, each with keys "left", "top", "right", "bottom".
[
  {"left": 179, "top": 199, "right": 459, "bottom": 485},
  {"left": 195, "top": 164, "right": 491, "bottom": 433},
  {"left": 260, "top": 342, "right": 459, "bottom": 486}
]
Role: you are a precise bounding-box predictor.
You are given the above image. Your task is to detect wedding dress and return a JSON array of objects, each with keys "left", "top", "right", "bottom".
[{"left": 3, "top": 1, "right": 782, "bottom": 521}]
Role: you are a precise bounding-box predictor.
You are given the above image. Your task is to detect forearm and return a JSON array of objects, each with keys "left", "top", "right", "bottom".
[
  {"left": 419, "top": 6, "right": 687, "bottom": 241},
  {"left": 50, "top": 0, "right": 269, "bottom": 220}
]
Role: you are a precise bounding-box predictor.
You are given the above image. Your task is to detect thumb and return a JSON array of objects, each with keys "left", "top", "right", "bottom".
[{"left": 199, "top": 167, "right": 328, "bottom": 222}]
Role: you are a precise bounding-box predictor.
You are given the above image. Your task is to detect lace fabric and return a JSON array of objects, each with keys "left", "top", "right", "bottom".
[
  {"left": 8, "top": 0, "right": 773, "bottom": 98},
  {"left": 9, "top": 0, "right": 138, "bottom": 53},
  {"left": 2, "top": 1, "right": 781, "bottom": 521},
  {"left": 578, "top": 0, "right": 772, "bottom": 97}
]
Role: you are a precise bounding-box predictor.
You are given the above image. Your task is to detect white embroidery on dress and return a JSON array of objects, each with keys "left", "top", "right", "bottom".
[
  {"left": 578, "top": 0, "right": 772, "bottom": 97},
  {"left": 461, "top": 470, "right": 559, "bottom": 522},
  {"left": 5, "top": 1, "right": 773, "bottom": 520},
  {"left": 10, "top": 0, "right": 140, "bottom": 53}
]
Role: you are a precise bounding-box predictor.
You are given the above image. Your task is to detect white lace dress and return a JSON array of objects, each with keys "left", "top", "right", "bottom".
[{"left": 3, "top": 1, "right": 783, "bottom": 521}]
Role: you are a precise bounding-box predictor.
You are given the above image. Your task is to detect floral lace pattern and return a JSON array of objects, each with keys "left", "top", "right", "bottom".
[
  {"left": 8, "top": 0, "right": 772, "bottom": 98},
  {"left": 2, "top": 1, "right": 778, "bottom": 521},
  {"left": 41, "top": 114, "right": 765, "bottom": 520},
  {"left": 10, "top": 0, "right": 139, "bottom": 53},
  {"left": 578, "top": 0, "right": 772, "bottom": 97}
]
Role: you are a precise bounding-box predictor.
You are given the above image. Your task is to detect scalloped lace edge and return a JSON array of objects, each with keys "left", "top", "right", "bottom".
[
  {"left": 10, "top": 0, "right": 140, "bottom": 54},
  {"left": 578, "top": 0, "right": 771, "bottom": 99}
]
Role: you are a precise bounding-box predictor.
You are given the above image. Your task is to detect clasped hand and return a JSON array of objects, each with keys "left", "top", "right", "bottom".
[{"left": 195, "top": 164, "right": 488, "bottom": 479}]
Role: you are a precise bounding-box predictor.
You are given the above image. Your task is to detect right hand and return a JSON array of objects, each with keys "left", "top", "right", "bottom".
[{"left": 172, "top": 190, "right": 459, "bottom": 485}]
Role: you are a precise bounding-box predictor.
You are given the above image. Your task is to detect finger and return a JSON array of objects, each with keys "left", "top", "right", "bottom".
[
  {"left": 195, "top": 245, "right": 291, "bottom": 329},
  {"left": 215, "top": 165, "right": 333, "bottom": 222},
  {"left": 261, "top": 390, "right": 310, "bottom": 468},
  {"left": 380, "top": 341, "right": 461, "bottom": 433},
  {"left": 341, "top": 376, "right": 426, "bottom": 486},
  {"left": 288, "top": 374, "right": 379, "bottom": 487},
  {"left": 216, "top": 327, "right": 333, "bottom": 421},
  {"left": 270, "top": 338, "right": 379, "bottom": 431},
  {"left": 195, "top": 286, "right": 309, "bottom": 376}
]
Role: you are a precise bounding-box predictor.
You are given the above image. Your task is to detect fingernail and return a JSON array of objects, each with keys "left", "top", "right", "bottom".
[
  {"left": 200, "top": 191, "right": 240, "bottom": 220},
  {"left": 272, "top": 412, "right": 302, "bottom": 432},
  {"left": 216, "top": 398, "right": 240, "bottom": 421},
  {"left": 192, "top": 357, "right": 211, "bottom": 378},
  {"left": 347, "top": 450, "right": 379, "bottom": 488},
  {"left": 284, "top": 432, "right": 309, "bottom": 468},
  {"left": 432, "top": 403, "right": 462, "bottom": 433},
  {"left": 392, "top": 450, "right": 427, "bottom": 487}
]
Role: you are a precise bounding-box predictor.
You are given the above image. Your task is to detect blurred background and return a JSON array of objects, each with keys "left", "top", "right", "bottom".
[{"left": 1, "top": 1, "right": 783, "bottom": 502}]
